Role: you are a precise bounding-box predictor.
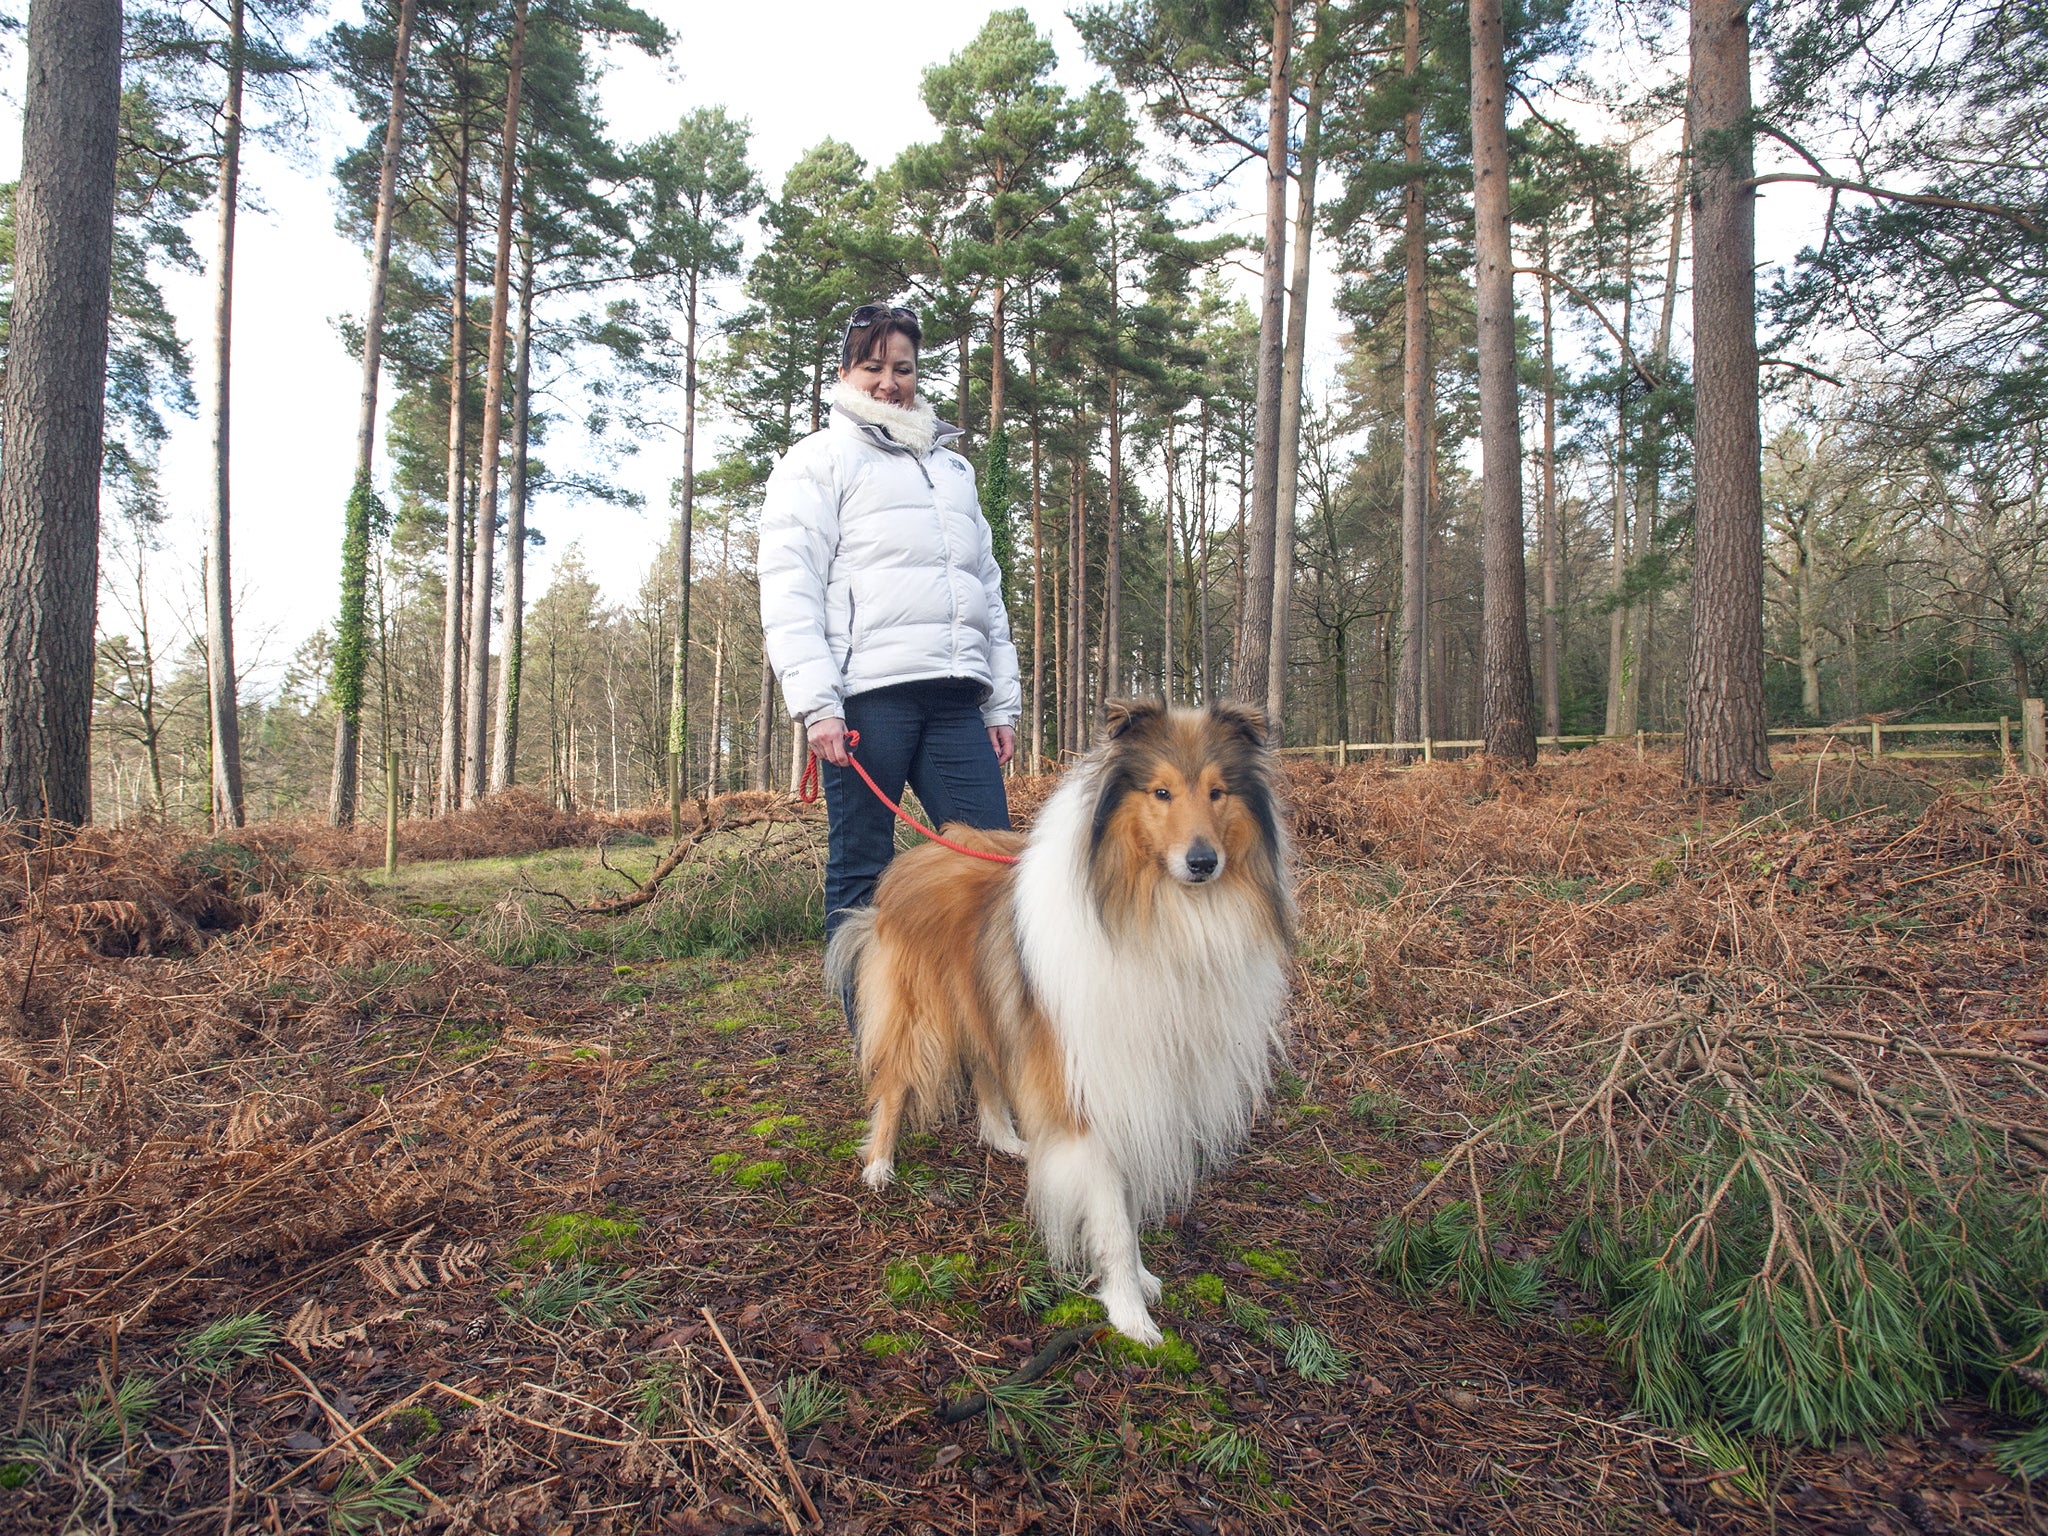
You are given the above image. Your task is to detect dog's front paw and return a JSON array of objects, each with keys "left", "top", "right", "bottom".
[
  {"left": 1139, "top": 1265, "right": 1164, "bottom": 1305},
  {"left": 1098, "top": 1286, "right": 1164, "bottom": 1348},
  {"left": 1104, "top": 1304, "right": 1164, "bottom": 1348},
  {"left": 860, "top": 1158, "right": 895, "bottom": 1191}
]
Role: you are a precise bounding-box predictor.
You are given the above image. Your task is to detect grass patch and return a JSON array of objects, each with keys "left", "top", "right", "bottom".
[
  {"left": 861, "top": 1331, "right": 920, "bottom": 1360},
  {"left": 883, "top": 1252, "right": 976, "bottom": 1306},
  {"left": 499, "top": 1264, "right": 649, "bottom": 1324},
  {"left": 1102, "top": 1328, "right": 1199, "bottom": 1375},
  {"left": 515, "top": 1210, "right": 642, "bottom": 1268}
]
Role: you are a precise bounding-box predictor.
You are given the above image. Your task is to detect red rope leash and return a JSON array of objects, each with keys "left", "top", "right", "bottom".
[{"left": 799, "top": 729, "right": 1020, "bottom": 866}]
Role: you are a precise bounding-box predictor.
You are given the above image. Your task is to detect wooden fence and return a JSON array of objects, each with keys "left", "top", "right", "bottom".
[{"left": 1280, "top": 699, "right": 2048, "bottom": 775}]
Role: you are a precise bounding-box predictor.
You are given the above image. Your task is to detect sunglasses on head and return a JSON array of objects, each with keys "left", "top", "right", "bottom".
[{"left": 847, "top": 303, "right": 917, "bottom": 331}]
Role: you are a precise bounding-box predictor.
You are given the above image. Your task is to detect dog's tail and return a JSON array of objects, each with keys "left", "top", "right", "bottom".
[{"left": 824, "top": 906, "right": 878, "bottom": 1054}]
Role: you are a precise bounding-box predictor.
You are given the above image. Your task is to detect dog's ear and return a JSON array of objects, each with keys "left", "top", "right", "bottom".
[
  {"left": 1208, "top": 700, "right": 1270, "bottom": 748},
  {"left": 1103, "top": 698, "right": 1165, "bottom": 741}
]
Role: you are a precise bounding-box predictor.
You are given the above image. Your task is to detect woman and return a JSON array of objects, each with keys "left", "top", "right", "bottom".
[{"left": 758, "top": 303, "right": 1020, "bottom": 954}]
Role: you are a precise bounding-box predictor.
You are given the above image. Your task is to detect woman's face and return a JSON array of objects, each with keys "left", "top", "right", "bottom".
[{"left": 840, "top": 330, "right": 918, "bottom": 407}]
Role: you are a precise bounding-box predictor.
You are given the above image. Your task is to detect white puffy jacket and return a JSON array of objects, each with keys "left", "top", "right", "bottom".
[{"left": 758, "top": 382, "right": 1021, "bottom": 729}]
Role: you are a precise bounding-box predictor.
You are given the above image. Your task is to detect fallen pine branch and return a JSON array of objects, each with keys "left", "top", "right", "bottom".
[
  {"left": 936, "top": 1325, "right": 1104, "bottom": 1425},
  {"left": 543, "top": 798, "right": 809, "bottom": 917}
]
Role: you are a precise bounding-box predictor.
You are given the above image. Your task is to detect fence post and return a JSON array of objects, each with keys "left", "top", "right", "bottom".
[
  {"left": 1423, "top": 735, "right": 1434, "bottom": 763},
  {"left": 2025, "top": 698, "right": 2046, "bottom": 776},
  {"left": 2002, "top": 715, "right": 2013, "bottom": 759},
  {"left": 384, "top": 747, "right": 399, "bottom": 879},
  {"left": 1635, "top": 729, "right": 1644, "bottom": 760}
]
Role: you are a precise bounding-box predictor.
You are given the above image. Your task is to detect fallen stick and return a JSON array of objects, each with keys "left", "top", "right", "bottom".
[
  {"left": 276, "top": 1357, "right": 442, "bottom": 1509},
  {"left": 936, "top": 1325, "right": 1104, "bottom": 1426},
  {"left": 249, "top": 1381, "right": 434, "bottom": 1499},
  {"left": 701, "top": 1306, "right": 820, "bottom": 1530},
  {"left": 568, "top": 802, "right": 803, "bottom": 916}
]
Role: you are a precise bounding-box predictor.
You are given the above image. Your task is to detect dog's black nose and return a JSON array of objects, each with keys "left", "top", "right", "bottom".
[{"left": 1184, "top": 842, "right": 1218, "bottom": 879}]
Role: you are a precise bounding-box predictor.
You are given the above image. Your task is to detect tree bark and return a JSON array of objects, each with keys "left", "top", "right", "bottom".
[
  {"left": 1394, "top": 0, "right": 1429, "bottom": 753},
  {"left": 438, "top": 125, "right": 473, "bottom": 813},
  {"left": 1469, "top": 0, "right": 1537, "bottom": 764},
  {"left": 205, "top": 0, "right": 248, "bottom": 830},
  {"left": 668, "top": 268, "right": 700, "bottom": 833},
  {"left": 1099, "top": 368, "right": 1123, "bottom": 715},
  {"left": 489, "top": 226, "right": 534, "bottom": 791},
  {"left": 1027, "top": 292, "right": 1044, "bottom": 771},
  {"left": 1234, "top": 0, "right": 1290, "bottom": 713},
  {"left": 0, "top": 0, "right": 119, "bottom": 828},
  {"left": 989, "top": 274, "right": 1006, "bottom": 436},
  {"left": 1069, "top": 429, "right": 1087, "bottom": 748},
  {"left": 1538, "top": 241, "right": 1561, "bottom": 739},
  {"left": 1267, "top": 52, "right": 1324, "bottom": 735},
  {"left": 330, "top": 0, "right": 416, "bottom": 827},
  {"left": 1163, "top": 414, "right": 1176, "bottom": 703},
  {"left": 464, "top": 0, "right": 526, "bottom": 799},
  {"left": 1685, "top": 0, "right": 1772, "bottom": 786},
  {"left": 1605, "top": 182, "right": 1635, "bottom": 738}
]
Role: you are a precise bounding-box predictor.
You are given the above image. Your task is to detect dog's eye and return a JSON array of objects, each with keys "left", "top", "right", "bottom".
[
  {"left": 1152, "top": 787, "right": 1172, "bottom": 802},
  {"left": 1210, "top": 787, "right": 1225, "bottom": 802}
]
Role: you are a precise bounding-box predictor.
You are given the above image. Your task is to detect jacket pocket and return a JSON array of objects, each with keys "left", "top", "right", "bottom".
[{"left": 835, "top": 587, "right": 856, "bottom": 671}]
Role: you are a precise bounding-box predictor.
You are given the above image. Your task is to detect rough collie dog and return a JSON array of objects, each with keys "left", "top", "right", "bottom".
[{"left": 826, "top": 698, "right": 1293, "bottom": 1344}]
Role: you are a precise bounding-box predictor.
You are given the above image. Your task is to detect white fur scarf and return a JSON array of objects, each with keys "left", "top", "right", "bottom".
[{"left": 830, "top": 379, "right": 940, "bottom": 456}]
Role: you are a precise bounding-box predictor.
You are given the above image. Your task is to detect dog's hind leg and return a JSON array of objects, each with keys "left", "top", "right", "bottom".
[
  {"left": 861, "top": 1081, "right": 905, "bottom": 1190},
  {"left": 1029, "top": 1135, "right": 1161, "bottom": 1346},
  {"left": 971, "top": 1075, "right": 1028, "bottom": 1159}
]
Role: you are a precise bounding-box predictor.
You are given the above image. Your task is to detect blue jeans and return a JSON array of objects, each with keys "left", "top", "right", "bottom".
[{"left": 821, "top": 679, "right": 1012, "bottom": 946}]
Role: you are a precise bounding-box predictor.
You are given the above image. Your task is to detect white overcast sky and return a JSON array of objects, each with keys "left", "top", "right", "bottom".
[{"left": 0, "top": 1, "right": 1826, "bottom": 698}]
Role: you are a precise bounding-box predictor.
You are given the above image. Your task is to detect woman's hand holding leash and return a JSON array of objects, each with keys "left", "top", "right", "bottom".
[{"left": 808, "top": 716, "right": 853, "bottom": 767}]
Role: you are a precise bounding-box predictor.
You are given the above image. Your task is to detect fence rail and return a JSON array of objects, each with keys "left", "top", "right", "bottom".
[{"left": 1279, "top": 714, "right": 2042, "bottom": 771}]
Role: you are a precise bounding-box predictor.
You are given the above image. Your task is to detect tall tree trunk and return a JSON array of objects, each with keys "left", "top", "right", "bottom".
[
  {"left": 1163, "top": 414, "right": 1176, "bottom": 703},
  {"left": 1267, "top": 45, "right": 1325, "bottom": 735},
  {"left": 752, "top": 646, "right": 773, "bottom": 790},
  {"left": 0, "top": 0, "right": 119, "bottom": 827},
  {"left": 1069, "top": 431, "right": 1087, "bottom": 748},
  {"left": 1469, "top": 0, "right": 1536, "bottom": 764},
  {"left": 205, "top": 0, "right": 249, "bottom": 830},
  {"left": 438, "top": 128, "right": 472, "bottom": 813},
  {"left": 465, "top": 0, "right": 526, "bottom": 800},
  {"left": 489, "top": 226, "right": 534, "bottom": 791},
  {"left": 1099, "top": 369, "right": 1123, "bottom": 714},
  {"left": 956, "top": 327, "right": 971, "bottom": 445},
  {"left": 1605, "top": 200, "right": 1635, "bottom": 738},
  {"left": 1395, "top": 0, "right": 1429, "bottom": 752},
  {"left": 1233, "top": 0, "right": 1291, "bottom": 714},
  {"left": 1539, "top": 242, "right": 1561, "bottom": 738},
  {"left": 1027, "top": 296, "right": 1044, "bottom": 771},
  {"left": 989, "top": 275, "right": 1006, "bottom": 435},
  {"left": 331, "top": 0, "right": 416, "bottom": 827},
  {"left": 1199, "top": 402, "right": 1213, "bottom": 701},
  {"left": 668, "top": 270, "right": 701, "bottom": 834},
  {"left": 1685, "top": 0, "right": 1771, "bottom": 785}
]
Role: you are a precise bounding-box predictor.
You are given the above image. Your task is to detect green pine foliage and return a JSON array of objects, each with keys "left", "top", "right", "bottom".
[{"left": 1377, "top": 1030, "right": 2048, "bottom": 1449}]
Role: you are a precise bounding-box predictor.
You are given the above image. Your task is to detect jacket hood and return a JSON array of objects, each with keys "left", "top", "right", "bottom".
[{"left": 829, "top": 379, "right": 961, "bottom": 457}]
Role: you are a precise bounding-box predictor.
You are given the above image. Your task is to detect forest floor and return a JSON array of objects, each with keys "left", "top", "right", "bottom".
[{"left": 2, "top": 751, "right": 2045, "bottom": 1535}]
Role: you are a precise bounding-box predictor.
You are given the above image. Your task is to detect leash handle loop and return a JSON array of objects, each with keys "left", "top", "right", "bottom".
[{"left": 799, "top": 728, "right": 1019, "bottom": 866}]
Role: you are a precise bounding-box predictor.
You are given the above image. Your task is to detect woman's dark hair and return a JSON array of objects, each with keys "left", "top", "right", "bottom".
[{"left": 841, "top": 303, "right": 922, "bottom": 370}]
